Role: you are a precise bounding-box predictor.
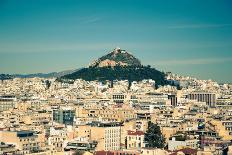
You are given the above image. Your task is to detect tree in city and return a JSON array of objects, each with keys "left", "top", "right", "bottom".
[
  {"left": 72, "top": 150, "right": 85, "bottom": 155},
  {"left": 45, "top": 80, "right": 51, "bottom": 89},
  {"left": 144, "top": 121, "right": 165, "bottom": 148}
]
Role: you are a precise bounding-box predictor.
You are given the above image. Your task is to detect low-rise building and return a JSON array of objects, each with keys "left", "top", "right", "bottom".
[
  {"left": 168, "top": 136, "right": 199, "bottom": 151},
  {"left": 126, "top": 130, "right": 145, "bottom": 150}
]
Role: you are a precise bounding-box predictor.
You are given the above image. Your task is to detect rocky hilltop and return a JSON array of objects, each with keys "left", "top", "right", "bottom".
[
  {"left": 89, "top": 47, "right": 141, "bottom": 68},
  {"left": 60, "top": 48, "right": 166, "bottom": 86}
]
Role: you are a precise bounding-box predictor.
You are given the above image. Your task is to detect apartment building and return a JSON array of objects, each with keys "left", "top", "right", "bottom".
[
  {"left": 112, "top": 93, "right": 127, "bottom": 104},
  {"left": 79, "top": 106, "right": 136, "bottom": 122},
  {"left": 0, "top": 142, "right": 17, "bottom": 155},
  {"left": 0, "top": 95, "right": 16, "bottom": 112},
  {"left": 216, "top": 97, "right": 232, "bottom": 109},
  {"left": 126, "top": 130, "right": 145, "bottom": 150},
  {"left": 222, "top": 120, "right": 232, "bottom": 135},
  {"left": 53, "top": 109, "right": 76, "bottom": 125},
  {"left": 0, "top": 130, "right": 41, "bottom": 154},
  {"left": 168, "top": 136, "right": 199, "bottom": 151},
  {"left": 78, "top": 122, "right": 122, "bottom": 151},
  {"left": 188, "top": 92, "right": 216, "bottom": 107}
]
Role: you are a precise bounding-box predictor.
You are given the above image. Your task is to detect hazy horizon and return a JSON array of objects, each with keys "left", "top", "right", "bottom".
[{"left": 0, "top": 0, "right": 232, "bottom": 83}]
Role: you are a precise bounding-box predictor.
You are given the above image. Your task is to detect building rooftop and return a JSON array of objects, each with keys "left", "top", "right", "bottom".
[
  {"left": 16, "top": 130, "right": 34, "bottom": 137},
  {"left": 87, "top": 121, "right": 123, "bottom": 127},
  {"left": 127, "top": 130, "right": 144, "bottom": 136}
]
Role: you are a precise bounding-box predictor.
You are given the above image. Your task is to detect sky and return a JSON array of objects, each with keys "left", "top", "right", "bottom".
[{"left": 0, "top": 0, "right": 232, "bottom": 83}]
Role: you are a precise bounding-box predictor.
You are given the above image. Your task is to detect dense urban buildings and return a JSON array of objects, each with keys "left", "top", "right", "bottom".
[
  {"left": 1, "top": 0, "right": 232, "bottom": 154},
  {"left": 0, "top": 71, "right": 232, "bottom": 155},
  {"left": 0, "top": 46, "right": 231, "bottom": 155}
]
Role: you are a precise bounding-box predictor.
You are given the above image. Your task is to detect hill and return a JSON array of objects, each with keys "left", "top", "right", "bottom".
[{"left": 60, "top": 48, "right": 166, "bottom": 86}]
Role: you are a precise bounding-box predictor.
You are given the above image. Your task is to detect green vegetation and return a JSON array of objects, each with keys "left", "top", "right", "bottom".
[
  {"left": 144, "top": 121, "right": 165, "bottom": 148},
  {"left": 57, "top": 49, "right": 182, "bottom": 89},
  {"left": 44, "top": 80, "right": 51, "bottom": 89},
  {"left": 59, "top": 66, "right": 166, "bottom": 86},
  {"left": 0, "top": 74, "right": 13, "bottom": 80}
]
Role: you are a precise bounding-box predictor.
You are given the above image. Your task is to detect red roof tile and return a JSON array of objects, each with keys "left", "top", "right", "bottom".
[
  {"left": 127, "top": 130, "right": 144, "bottom": 136},
  {"left": 95, "top": 151, "right": 114, "bottom": 155}
]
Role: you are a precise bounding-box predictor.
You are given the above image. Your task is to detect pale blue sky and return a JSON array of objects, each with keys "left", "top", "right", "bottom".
[{"left": 0, "top": 0, "right": 232, "bottom": 83}]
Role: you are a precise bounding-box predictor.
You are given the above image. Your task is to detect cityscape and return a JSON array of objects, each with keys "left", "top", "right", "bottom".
[{"left": 1, "top": 1, "right": 232, "bottom": 155}]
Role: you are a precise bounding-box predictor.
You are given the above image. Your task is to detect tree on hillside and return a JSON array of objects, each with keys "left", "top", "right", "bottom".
[
  {"left": 61, "top": 66, "right": 166, "bottom": 86},
  {"left": 144, "top": 121, "right": 165, "bottom": 148}
]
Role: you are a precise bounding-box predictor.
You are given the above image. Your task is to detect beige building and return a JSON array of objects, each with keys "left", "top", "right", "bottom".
[
  {"left": 22, "top": 111, "right": 52, "bottom": 126},
  {"left": 126, "top": 130, "right": 145, "bottom": 150},
  {"left": 210, "top": 120, "right": 232, "bottom": 140},
  {"left": 76, "top": 106, "right": 136, "bottom": 122},
  {"left": 78, "top": 122, "right": 121, "bottom": 151},
  {"left": 0, "top": 142, "right": 17, "bottom": 155},
  {"left": 161, "top": 126, "right": 178, "bottom": 140},
  {"left": 0, "top": 96, "right": 16, "bottom": 112},
  {"left": 0, "top": 130, "right": 42, "bottom": 154}
]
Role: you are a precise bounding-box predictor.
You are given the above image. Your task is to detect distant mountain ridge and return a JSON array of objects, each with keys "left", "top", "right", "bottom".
[
  {"left": 0, "top": 74, "right": 13, "bottom": 80},
  {"left": 0, "top": 69, "right": 78, "bottom": 80},
  {"left": 13, "top": 70, "right": 76, "bottom": 78}
]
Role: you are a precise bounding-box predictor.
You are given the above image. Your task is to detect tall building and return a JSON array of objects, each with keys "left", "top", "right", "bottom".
[
  {"left": 188, "top": 92, "right": 216, "bottom": 107},
  {"left": 168, "top": 94, "right": 177, "bottom": 107},
  {"left": 78, "top": 122, "right": 122, "bottom": 151},
  {"left": 112, "top": 93, "right": 126, "bottom": 104},
  {"left": 0, "top": 95, "right": 16, "bottom": 112},
  {"left": 53, "top": 109, "right": 75, "bottom": 125}
]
